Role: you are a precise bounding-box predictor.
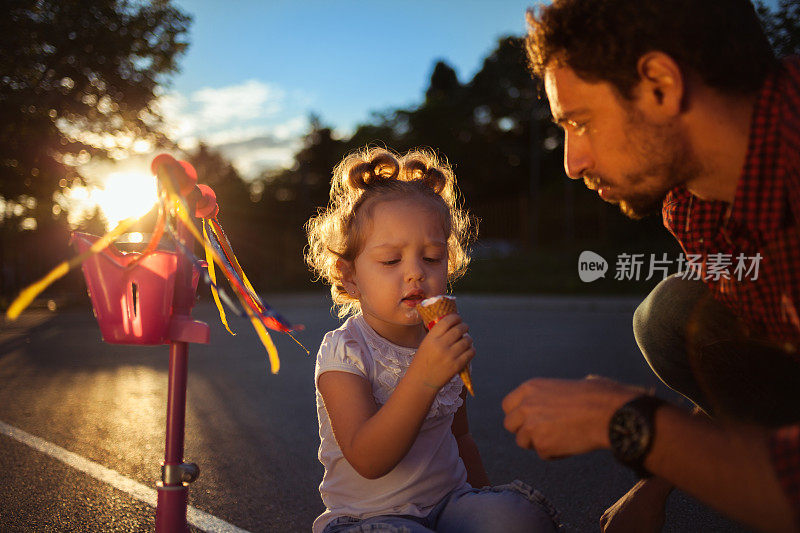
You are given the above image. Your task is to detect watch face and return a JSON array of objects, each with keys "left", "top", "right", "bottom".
[{"left": 609, "top": 406, "right": 651, "bottom": 462}]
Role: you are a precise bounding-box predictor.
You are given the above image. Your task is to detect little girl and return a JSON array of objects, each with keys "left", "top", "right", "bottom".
[{"left": 305, "top": 148, "right": 560, "bottom": 533}]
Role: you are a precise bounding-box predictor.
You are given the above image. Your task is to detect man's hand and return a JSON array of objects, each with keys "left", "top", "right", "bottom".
[{"left": 501, "top": 376, "right": 641, "bottom": 458}]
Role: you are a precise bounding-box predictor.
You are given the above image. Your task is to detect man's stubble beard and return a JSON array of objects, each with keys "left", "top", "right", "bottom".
[{"left": 614, "top": 108, "right": 703, "bottom": 220}]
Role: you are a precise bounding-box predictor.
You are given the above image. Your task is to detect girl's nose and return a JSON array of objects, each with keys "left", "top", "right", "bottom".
[{"left": 406, "top": 259, "right": 425, "bottom": 281}]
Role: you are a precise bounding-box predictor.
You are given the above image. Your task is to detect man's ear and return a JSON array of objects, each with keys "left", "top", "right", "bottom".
[
  {"left": 336, "top": 258, "right": 360, "bottom": 298},
  {"left": 635, "top": 51, "right": 684, "bottom": 120}
]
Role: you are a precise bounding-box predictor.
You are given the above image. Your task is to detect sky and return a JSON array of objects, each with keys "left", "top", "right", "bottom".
[
  {"left": 161, "top": 1, "right": 539, "bottom": 178},
  {"left": 72, "top": 0, "right": 784, "bottom": 226}
]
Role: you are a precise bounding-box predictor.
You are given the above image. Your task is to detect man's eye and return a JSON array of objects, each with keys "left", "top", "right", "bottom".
[{"left": 569, "top": 120, "right": 588, "bottom": 135}]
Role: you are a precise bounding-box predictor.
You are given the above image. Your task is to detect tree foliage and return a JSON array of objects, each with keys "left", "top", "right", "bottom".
[
  {"left": 0, "top": 0, "right": 190, "bottom": 214},
  {"left": 4, "top": 1, "right": 797, "bottom": 297},
  {"left": 758, "top": 0, "right": 800, "bottom": 58},
  {"left": 251, "top": 2, "right": 800, "bottom": 268},
  {"left": 247, "top": 2, "right": 800, "bottom": 290},
  {"left": 0, "top": 0, "right": 190, "bottom": 300},
  {"left": 254, "top": 37, "right": 629, "bottom": 251}
]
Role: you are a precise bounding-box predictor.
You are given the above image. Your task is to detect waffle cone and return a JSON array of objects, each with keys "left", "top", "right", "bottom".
[
  {"left": 416, "top": 296, "right": 457, "bottom": 327},
  {"left": 415, "top": 295, "right": 474, "bottom": 396}
]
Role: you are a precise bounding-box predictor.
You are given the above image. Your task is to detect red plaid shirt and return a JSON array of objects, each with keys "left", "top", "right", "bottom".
[{"left": 662, "top": 56, "right": 800, "bottom": 522}]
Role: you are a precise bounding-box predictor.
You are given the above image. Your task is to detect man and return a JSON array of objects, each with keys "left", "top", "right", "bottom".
[{"left": 502, "top": 0, "right": 800, "bottom": 531}]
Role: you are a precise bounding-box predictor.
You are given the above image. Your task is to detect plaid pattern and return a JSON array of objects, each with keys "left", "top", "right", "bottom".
[
  {"left": 663, "top": 56, "right": 800, "bottom": 523},
  {"left": 663, "top": 56, "right": 800, "bottom": 348}
]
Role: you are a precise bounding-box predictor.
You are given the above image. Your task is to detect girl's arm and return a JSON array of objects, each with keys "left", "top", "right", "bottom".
[
  {"left": 451, "top": 388, "right": 490, "bottom": 488},
  {"left": 318, "top": 314, "right": 474, "bottom": 480}
]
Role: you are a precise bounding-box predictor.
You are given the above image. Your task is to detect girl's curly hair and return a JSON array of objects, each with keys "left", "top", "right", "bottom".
[{"left": 305, "top": 147, "right": 476, "bottom": 318}]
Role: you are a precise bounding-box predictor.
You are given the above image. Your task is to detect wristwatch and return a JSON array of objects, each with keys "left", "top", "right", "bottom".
[{"left": 608, "top": 394, "right": 666, "bottom": 478}]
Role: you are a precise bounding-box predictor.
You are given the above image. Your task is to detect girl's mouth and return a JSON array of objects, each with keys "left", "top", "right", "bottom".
[{"left": 401, "top": 293, "right": 425, "bottom": 307}]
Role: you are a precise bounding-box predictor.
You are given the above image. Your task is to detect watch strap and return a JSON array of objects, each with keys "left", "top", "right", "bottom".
[{"left": 609, "top": 394, "right": 666, "bottom": 478}]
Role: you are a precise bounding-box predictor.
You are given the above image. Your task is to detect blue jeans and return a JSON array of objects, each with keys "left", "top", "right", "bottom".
[
  {"left": 322, "top": 480, "right": 561, "bottom": 533},
  {"left": 634, "top": 274, "right": 800, "bottom": 426}
]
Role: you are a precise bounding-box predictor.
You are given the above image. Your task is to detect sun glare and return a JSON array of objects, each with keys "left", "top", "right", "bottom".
[
  {"left": 59, "top": 171, "right": 158, "bottom": 229},
  {"left": 93, "top": 171, "right": 158, "bottom": 228}
]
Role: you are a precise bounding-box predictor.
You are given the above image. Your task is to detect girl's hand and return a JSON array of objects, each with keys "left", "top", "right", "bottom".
[{"left": 408, "top": 313, "right": 475, "bottom": 390}]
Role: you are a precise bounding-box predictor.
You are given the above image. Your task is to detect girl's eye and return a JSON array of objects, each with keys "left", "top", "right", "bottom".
[
  {"left": 381, "top": 259, "right": 399, "bottom": 265},
  {"left": 423, "top": 257, "right": 442, "bottom": 263}
]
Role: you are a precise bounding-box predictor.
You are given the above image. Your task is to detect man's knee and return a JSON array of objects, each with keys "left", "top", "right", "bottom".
[
  {"left": 632, "top": 293, "right": 657, "bottom": 354},
  {"left": 633, "top": 275, "right": 709, "bottom": 389}
]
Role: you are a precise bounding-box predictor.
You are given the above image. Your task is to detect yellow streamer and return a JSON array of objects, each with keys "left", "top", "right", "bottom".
[
  {"left": 158, "top": 183, "right": 247, "bottom": 309},
  {"left": 6, "top": 216, "right": 138, "bottom": 320},
  {"left": 160, "top": 182, "right": 281, "bottom": 369},
  {"left": 203, "top": 221, "right": 235, "bottom": 335},
  {"left": 243, "top": 295, "right": 280, "bottom": 374},
  {"left": 209, "top": 220, "right": 308, "bottom": 354},
  {"left": 155, "top": 168, "right": 286, "bottom": 369},
  {"left": 209, "top": 221, "right": 260, "bottom": 304}
]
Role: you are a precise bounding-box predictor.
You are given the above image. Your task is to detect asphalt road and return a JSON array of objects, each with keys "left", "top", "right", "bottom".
[{"left": 0, "top": 294, "right": 749, "bottom": 532}]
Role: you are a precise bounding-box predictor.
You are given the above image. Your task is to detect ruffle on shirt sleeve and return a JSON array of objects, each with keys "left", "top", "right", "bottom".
[
  {"left": 315, "top": 325, "right": 369, "bottom": 385},
  {"left": 768, "top": 424, "right": 800, "bottom": 525}
]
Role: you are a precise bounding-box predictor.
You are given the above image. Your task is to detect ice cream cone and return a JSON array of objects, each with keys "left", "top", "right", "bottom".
[{"left": 416, "top": 295, "right": 474, "bottom": 396}]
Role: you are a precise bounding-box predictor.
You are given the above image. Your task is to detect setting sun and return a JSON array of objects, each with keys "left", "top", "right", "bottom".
[
  {"left": 95, "top": 171, "right": 158, "bottom": 227},
  {"left": 65, "top": 170, "right": 159, "bottom": 229}
]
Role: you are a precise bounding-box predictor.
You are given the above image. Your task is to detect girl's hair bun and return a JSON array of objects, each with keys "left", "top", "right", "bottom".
[
  {"left": 422, "top": 167, "right": 446, "bottom": 195},
  {"left": 347, "top": 152, "right": 400, "bottom": 190},
  {"left": 401, "top": 157, "right": 446, "bottom": 195}
]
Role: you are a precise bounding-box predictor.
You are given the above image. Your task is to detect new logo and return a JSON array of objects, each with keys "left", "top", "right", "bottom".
[{"left": 578, "top": 251, "right": 608, "bottom": 282}]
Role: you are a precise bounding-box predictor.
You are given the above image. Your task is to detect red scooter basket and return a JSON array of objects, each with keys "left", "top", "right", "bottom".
[{"left": 71, "top": 231, "right": 200, "bottom": 345}]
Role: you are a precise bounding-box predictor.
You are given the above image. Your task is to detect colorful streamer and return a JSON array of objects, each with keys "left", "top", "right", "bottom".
[
  {"left": 203, "top": 220, "right": 235, "bottom": 335},
  {"left": 7, "top": 155, "right": 305, "bottom": 376}
]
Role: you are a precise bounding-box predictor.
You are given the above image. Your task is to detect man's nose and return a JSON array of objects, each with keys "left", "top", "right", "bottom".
[{"left": 563, "top": 132, "right": 592, "bottom": 180}]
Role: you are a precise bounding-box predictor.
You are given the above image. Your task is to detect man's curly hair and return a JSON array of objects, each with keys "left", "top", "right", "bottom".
[{"left": 526, "top": 0, "right": 776, "bottom": 99}]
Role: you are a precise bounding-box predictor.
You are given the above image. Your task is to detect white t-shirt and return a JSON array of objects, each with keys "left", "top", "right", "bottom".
[{"left": 313, "top": 314, "right": 468, "bottom": 533}]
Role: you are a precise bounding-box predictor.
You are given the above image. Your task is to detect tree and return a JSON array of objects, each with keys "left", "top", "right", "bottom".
[
  {"left": 425, "top": 61, "right": 461, "bottom": 104},
  {"left": 188, "top": 143, "right": 251, "bottom": 215},
  {"left": 758, "top": 0, "right": 800, "bottom": 58},
  {"left": 0, "top": 0, "right": 191, "bottom": 219},
  {"left": 290, "top": 114, "right": 347, "bottom": 210},
  {"left": 0, "top": 0, "right": 190, "bottom": 300},
  {"left": 187, "top": 4, "right": 800, "bottom": 292}
]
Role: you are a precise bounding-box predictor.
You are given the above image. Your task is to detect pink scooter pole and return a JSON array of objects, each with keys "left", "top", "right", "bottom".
[
  {"left": 155, "top": 187, "right": 210, "bottom": 532},
  {"left": 74, "top": 154, "right": 214, "bottom": 531},
  {"left": 155, "top": 220, "right": 190, "bottom": 530}
]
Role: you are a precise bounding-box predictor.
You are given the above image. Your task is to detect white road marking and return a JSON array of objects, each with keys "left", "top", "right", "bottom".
[{"left": 0, "top": 420, "right": 251, "bottom": 533}]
